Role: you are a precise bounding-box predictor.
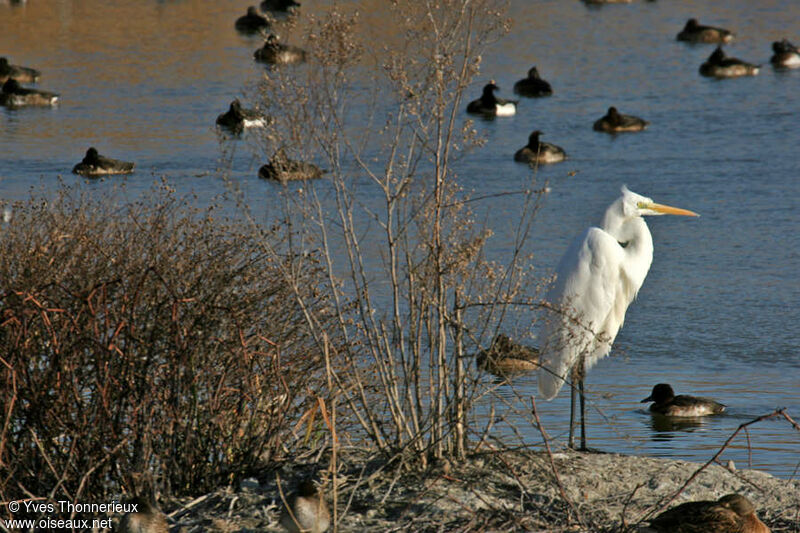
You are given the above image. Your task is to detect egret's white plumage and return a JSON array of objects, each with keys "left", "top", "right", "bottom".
[{"left": 538, "top": 186, "right": 698, "bottom": 447}]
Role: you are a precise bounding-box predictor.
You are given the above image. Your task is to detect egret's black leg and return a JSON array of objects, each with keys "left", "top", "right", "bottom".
[
  {"left": 568, "top": 381, "right": 577, "bottom": 449},
  {"left": 579, "top": 376, "right": 587, "bottom": 451}
]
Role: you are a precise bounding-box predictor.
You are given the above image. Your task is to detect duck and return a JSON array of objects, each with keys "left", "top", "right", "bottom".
[
  {"left": 646, "top": 493, "right": 770, "bottom": 533},
  {"left": 254, "top": 34, "right": 307, "bottom": 65},
  {"left": 592, "top": 106, "right": 648, "bottom": 133},
  {"left": 72, "top": 147, "right": 135, "bottom": 177},
  {"left": 641, "top": 383, "right": 726, "bottom": 417},
  {"left": 466, "top": 82, "right": 517, "bottom": 117},
  {"left": 770, "top": 39, "right": 800, "bottom": 69},
  {"left": 235, "top": 6, "right": 271, "bottom": 34},
  {"left": 676, "top": 18, "right": 734, "bottom": 44},
  {"left": 476, "top": 334, "right": 539, "bottom": 377},
  {"left": 260, "top": 0, "right": 300, "bottom": 12},
  {"left": 0, "top": 57, "right": 41, "bottom": 84},
  {"left": 118, "top": 497, "right": 169, "bottom": 533},
  {"left": 514, "top": 130, "right": 566, "bottom": 165},
  {"left": 699, "top": 46, "right": 759, "bottom": 78},
  {"left": 216, "top": 99, "right": 268, "bottom": 133},
  {"left": 513, "top": 66, "right": 553, "bottom": 97},
  {"left": 279, "top": 479, "right": 330, "bottom": 533},
  {"left": 0, "top": 79, "right": 58, "bottom": 107},
  {"left": 259, "top": 149, "right": 323, "bottom": 182}
]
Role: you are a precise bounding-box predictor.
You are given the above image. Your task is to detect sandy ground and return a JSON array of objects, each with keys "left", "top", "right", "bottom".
[{"left": 163, "top": 447, "right": 800, "bottom": 532}]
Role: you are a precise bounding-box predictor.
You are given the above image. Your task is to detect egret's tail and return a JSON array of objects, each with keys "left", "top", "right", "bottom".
[{"left": 538, "top": 358, "right": 568, "bottom": 400}]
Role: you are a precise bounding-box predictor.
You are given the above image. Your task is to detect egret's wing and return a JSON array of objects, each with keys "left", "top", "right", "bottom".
[{"left": 538, "top": 227, "right": 625, "bottom": 399}]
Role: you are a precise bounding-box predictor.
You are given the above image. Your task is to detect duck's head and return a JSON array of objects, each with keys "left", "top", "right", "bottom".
[
  {"left": 247, "top": 5, "right": 259, "bottom": 16},
  {"left": 685, "top": 18, "right": 699, "bottom": 30},
  {"left": 85, "top": 147, "right": 100, "bottom": 161},
  {"left": 483, "top": 82, "right": 499, "bottom": 97},
  {"left": 709, "top": 46, "right": 725, "bottom": 63},
  {"left": 528, "top": 66, "right": 540, "bottom": 79},
  {"left": 642, "top": 383, "right": 675, "bottom": 404},
  {"left": 230, "top": 99, "right": 242, "bottom": 112},
  {"left": 607, "top": 106, "right": 620, "bottom": 119},
  {"left": 528, "top": 130, "right": 542, "bottom": 147},
  {"left": 718, "top": 494, "right": 755, "bottom": 517},
  {"left": 492, "top": 334, "right": 513, "bottom": 352},
  {"left": 2, "top": 78, "right": 21, "bottom": 92},
  {"left": 0, "top": 57, "right": 8, "bottom": 69},
  {"left": 297, "top": 479, "right": 319, "bottom": 499}
]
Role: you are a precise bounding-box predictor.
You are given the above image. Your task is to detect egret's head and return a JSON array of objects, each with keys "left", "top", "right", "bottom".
[{"left": 621, "top": 185, "right": 699, "bottom": 218}]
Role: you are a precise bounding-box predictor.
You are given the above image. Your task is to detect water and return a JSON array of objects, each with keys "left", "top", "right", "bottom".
[{"left": 2, "top": 0, "right": 798, "bottom": 477}]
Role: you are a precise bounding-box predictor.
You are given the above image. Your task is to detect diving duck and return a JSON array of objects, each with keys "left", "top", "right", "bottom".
[
  {"left": 699, "top": 46, "right": 759, "bottom": 78},
  {"left": 0, "top": 57, "right": 41, "bottom": 84},
  {"left": 72, "top": 147, "right": 135, "bottom": 177},
  {"left": 677, "top": 18, "right": 734, "bottom": 44},
  {"left": 592, "top": 106, "right": 649, "bottom": 133},
  {"left": 235, "top": 6, "right": 270, "bottom": 34},
  {"left": 514, "top": 130, "right": 566, "bottom": 165},
  {"left": 216, "top": 99, "right": 268, "bottom": 133},
  {"left": 466, "top": 82, "right": 517, "bottom": 117},
  {"left": 259, "top": 149, "right": 323, "bottom": 182},
  {"left": 770, "top": 39, "right": 800, "bottom": 69},
  {"left": 641, "top": 383, "right": 726, "bottom": 417},
  {"left": 0, "top": 79, "right": 58, "bottom": 107},
  {"left": 513, "top": 66, "right": 553, "bottom": 97},
  {"left": 254, "top": 34, "right": 307, "bottom": 65}
]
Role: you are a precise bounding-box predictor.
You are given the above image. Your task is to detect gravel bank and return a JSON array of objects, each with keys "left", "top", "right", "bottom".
[{"left": 164, "top": 447, "right": 800, "bottom": 532}]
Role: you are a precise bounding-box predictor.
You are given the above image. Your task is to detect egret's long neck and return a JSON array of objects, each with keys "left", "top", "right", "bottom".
[{"left": 602, "top": 208, "right": 654, "bottom": 291}]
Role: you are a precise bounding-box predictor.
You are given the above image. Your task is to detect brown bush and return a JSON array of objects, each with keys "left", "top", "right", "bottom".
[{"left": 0, "top": 183, "right": 336, "bottom": 518}]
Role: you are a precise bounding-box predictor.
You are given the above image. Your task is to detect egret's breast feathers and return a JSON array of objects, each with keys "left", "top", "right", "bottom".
[{"left": 538, "top": 228, "right": 625, "bottom": 398}]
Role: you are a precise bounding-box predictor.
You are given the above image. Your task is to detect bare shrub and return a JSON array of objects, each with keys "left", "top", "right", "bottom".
[
  {"left": 244, "top": 0, "right": 550, "bottom": 467},
  {"left": 0, "top": 182, "right": 337, "bottom": 520}
]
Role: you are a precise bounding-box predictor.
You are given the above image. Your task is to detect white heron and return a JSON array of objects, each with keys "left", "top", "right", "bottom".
[{"left": 538, "top": 186, "right": 698, "bottom": 450}]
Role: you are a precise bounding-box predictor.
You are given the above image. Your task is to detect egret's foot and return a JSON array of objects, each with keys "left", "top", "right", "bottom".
[{"left": 569, "top": 445, "right": 607, "bottom": 454}]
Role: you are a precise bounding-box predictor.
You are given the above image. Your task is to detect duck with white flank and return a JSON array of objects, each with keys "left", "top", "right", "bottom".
[
  {"left": 699, "top": 46, "right": 759, "bottom": 78},
  {"left": 72, "top": 148, "right": 135, "bottom": 177},
  {"left": 771, "top": 39, "right": 800, "bottom": 69},
  {"left": 513, "top": 66, "right": 553, "bottom": 97},
  {"left": 0, "top": 57, "right": 41, "bottom": 84},
  {"left": 216, "top": 99, "right": 268, "bottom": 134},
  {"left": 254, "top": 34, "right": 306, "bottom": 65},
  {"left": 593, "top": 106, "right": 649, "bottom": 133},
  {"left": 0, "top": 79, "right": 58, "bottom": 107},
  {"left": 646, "top": 493, "right": 770, "bottom": 533},
  {"left": 514, "top": 130, "right": 566, "bottom": 165},
  {"left": 466, "top": 82, "right": 517, "bottom": 117},
  {"left": 677, "top": 18, "right": 734, "bottom": 44},
  {"left": 235, "top": 6, "right": 270, "bottom": 34},
  {"left": 641, "top": 383, "right": 726, "bottom": 417}
]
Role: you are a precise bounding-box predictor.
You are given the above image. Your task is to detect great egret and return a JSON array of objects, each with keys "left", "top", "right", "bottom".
[{"left": 538, "top": 186, "right": 698, "bottom": 450}]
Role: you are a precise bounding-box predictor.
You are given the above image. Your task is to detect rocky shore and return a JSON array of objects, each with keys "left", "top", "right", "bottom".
[{"left": 163, "top": 447, "right": 800, "bottom": 532}]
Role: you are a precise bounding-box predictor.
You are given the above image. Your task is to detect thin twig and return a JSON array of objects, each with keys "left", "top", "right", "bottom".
[{"left": 530, "top": 396, "right": 585, "bottom": 528}]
